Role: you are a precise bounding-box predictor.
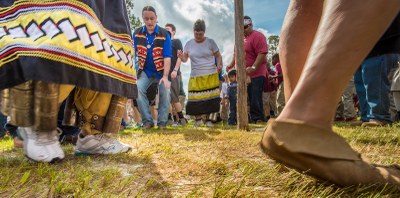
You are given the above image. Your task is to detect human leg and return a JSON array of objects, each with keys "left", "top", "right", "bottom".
[
  {"left": 262, "top": 0, "right": 400, "bottom": 187},
  {"left": 269, "top": 91, "right": 277, "bottom": 117},
  {"left": 262, "top": 91, "right": 271, "bottom": 119},
  {"left": 278, "top": 1, "right": 400, "bottom": 128},
  {"left": 228, "top": 86, "right": 237, "bottom": 125},
  {"left": 342, "top": 79, "right": 356, "bottom": 120},
  {"left": 21, "top": 83, "right": 74, "bottom": 162},
  {"left": 354, "top": 67, "right": 369, "bottom": 122},
  {"left": 170, "top": 76, "right": 186, "bottom": 126},
  {"left": 279, "top": 0, "right": 323, "bottom": 101},
  {"left": 248, "top": 76, "right": 266, "bottom": 122},
  {"left": 136, "top": 74, "right": 155, "bottom": 127},
  {"left": 276, "top": 82, "right": 285, "bottom": 116},
  {"left": 363, "top": 54, "right": 400, "bottom": 125},
  {"left": 157, "top": 80, "right": 171, "bottom": 127},
  {"left": 74, "top": 88, "right": 131, "bottom": 155}
]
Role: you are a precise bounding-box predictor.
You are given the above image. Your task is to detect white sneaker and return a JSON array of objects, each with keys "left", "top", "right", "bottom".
[
  {"left": 75, "top": 133, "right": 132, "bottom": 155},
  {"left": 20, "top": 127, "right": 64, "bottom": 163},
  {"left": 205, "top": 121, "right": 214, "bottom": 127},
  {"left": 171, "top": 121, "right": 180, "bottom": 127}
]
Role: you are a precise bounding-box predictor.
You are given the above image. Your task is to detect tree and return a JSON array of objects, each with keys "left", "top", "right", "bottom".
[
  {"left": 125, "top": 0, "right": 142, "bottom": 31},
  {"left": 267, "top": 35, "right": 280, "bottom": 61}
]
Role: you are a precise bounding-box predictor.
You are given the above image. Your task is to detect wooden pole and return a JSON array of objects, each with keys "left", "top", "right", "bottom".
[{"left": 234, "top": 0, "right": 249, "bottom": 130}]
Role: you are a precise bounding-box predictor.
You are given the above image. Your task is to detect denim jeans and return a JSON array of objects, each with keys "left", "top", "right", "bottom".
[
  {"left": 228, "top": 85, "right": 237, "bottom": 125},
  {"left": 354, "top": 54, "right": 400, "bottom": 123},
  {"left": 137, "top": 73, "right": 170, "bottom": 126},
  {"left": 248, "top": 76, "right": 266, "bottom": 122}
]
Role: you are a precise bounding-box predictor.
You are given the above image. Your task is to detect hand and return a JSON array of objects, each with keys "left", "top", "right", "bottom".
[
  {"left": 246, "top": 76, "right": 251, "bottom": 84},
  {"left": 171, "top": 70, "right": 177, "bottom": 79},
  {"left": 268, "top": 75, "right": 278, "bottom": 79},
  {"left": 246, "top": 67, "right": 256, "bottom": 75},
  {"left": 217, "top": 65, "right": 222, "bottom": 72},
  {"left": 177, "top": 50, "right": 184, "bottom": 59},
  {"left": 159, "top": 76, "right": 171, "bottom": 89}
]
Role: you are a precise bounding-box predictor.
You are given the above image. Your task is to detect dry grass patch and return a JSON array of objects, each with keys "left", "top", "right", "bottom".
[{"left": 0, "top": 122, "right": 399, "bottom": 197}]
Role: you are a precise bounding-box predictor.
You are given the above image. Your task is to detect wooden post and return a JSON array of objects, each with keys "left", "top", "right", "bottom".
[{"left": 234, "top": 0, "right": 249, "bottom": 130}]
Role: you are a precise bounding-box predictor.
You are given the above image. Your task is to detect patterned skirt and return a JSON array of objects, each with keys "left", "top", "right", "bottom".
[
  {"left": 186, "top": 72, "right": 221, "bottom": 115},
  {"left": 0, "top": 0, "right": 137, "bottom": 98}
]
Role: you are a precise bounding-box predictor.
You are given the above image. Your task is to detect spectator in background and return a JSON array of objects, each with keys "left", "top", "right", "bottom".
[
  {"left": 133, "top": 6, "right": 172, "bottom": 129},
  {"left": 391, "top": 62, "right": 400, "bottom": 122},
  {"left": 220, "top": 74, "right": 229, "bottom": 124},
  {"left": 263, "top": 64, "right": 278, "bottom": 119},
  {"left": 354, "top": 13, "right": 400, "bottom": 127},
  {"left": 227, "top": 70, "right": 238, "bottom": 125},
  {"left": 165, "top": 23, "right": 187, "bottom": 127},
  {"left": 228, "top": 16, "right": 268, "bottom": 123},
  {"left": 272, "top": 54, "right": 285, "bottom": 116},
  {"left": 335, "top": 78, "right": 356, "bottom": 122},
  {"left": 178, "top": 19, "right": 222, "bottom": 127}
]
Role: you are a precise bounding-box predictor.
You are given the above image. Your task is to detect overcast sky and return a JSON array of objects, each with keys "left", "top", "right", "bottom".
[{"left": 132, "top": 0, "right": 289, "bottom": 92}]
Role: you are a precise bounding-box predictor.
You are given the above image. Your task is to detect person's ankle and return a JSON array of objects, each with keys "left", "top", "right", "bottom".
[{"left": 275, "top": 116, "right": 332, "bottom": 131}]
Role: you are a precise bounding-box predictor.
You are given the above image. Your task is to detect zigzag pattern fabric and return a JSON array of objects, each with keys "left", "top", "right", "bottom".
[{"left": 0, "top": 0, "right": 137, "bottom": 98}]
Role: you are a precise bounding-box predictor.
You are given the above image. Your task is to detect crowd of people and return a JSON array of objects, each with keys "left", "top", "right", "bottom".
[{"left": 0, "top": 1, "right": 399, "bottom": 189}]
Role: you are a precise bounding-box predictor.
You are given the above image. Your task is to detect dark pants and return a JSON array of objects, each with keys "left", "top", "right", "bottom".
[
  {"left": 0, "top": 112, "right": 6, "bottom": 137},
  {"left": 248, "top": 76, "right": 266, "bottom": 122},
  {"left": 228, "top": 85, "right": 237, "bottom": 125},
  {"left": 58, "top": 101, "right": 80, "bottom": 142}
]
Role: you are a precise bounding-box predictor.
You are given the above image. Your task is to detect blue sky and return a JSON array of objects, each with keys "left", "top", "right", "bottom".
[{"left": 244, "top": 0, "right": 289, "bottom": 35}]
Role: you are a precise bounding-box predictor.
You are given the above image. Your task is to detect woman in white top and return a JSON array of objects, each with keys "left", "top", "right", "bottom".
[{"left": 178, "top": 19, "right": 222, "bottom": 127}]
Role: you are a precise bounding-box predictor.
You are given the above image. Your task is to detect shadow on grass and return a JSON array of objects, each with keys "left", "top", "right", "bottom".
[
  {"left": 131, "top": 127, "right": 222, "bottom": 142},
  {"left": 120, "top": 121, "right": 267, "bottom": 140},
  {"left": 284, "top": 179, "right": 400, "bottom": 197},
  {"left": 0, "top": 145, "right": 173, "bottom": 197}
]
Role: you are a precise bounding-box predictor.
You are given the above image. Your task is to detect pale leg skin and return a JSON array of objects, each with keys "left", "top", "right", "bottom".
[
  {"left": 279, "top": 0, "right": 323, "bottom": 101},
  {"left": 277, "top": 0, "right": 400, "bottom": 129}
]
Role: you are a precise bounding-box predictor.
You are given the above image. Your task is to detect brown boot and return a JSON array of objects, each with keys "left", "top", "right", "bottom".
[{"left": 260, "top": 119, "right": 400, "bottom": 188}]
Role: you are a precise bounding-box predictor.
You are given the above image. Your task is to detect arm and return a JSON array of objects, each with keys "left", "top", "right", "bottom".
[
  {"left": 246, "top": 53, "right": 267, "bottom": 74},
  {"left": 226, "top": 56, "right": 235, "bottom": 71},
  {"left": 160, "top": 33, "right": 172, "bottom": 89},
  {"left": 226, "top": 47, "right": 236, "bottom": 71},
  {"left": 171, "top": 57, "right": 182, "bottom": 79},
  {"left": 171, "top": 40, "right": 183, "bottom": 79},
  {"left": 160, "top": 57, "right": 171, "bottom": 88},
  {"left": 177, "top": 50, "right": 189, "bottom": 63},
  {"left": 214, "top": 51, "right": 223, "bottom": 72}
]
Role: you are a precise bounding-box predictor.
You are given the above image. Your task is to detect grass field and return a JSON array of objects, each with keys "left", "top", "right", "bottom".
[{"left": 0, "top": 122, "right": 399, "bottom": 197}]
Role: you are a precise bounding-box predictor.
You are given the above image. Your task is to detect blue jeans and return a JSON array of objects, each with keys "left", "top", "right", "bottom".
[
  {"left": 248, "top": 76, "right": 266, "bottom": 122},
  {"left": 354, "top": 54, "right": 400, "bottom": 123},
  {"left": 137, "top": 73, "right": 170, "bottom": 126}
]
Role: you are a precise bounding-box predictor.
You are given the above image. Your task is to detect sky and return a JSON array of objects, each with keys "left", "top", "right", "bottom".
[{"left": 132, "top": 0, "right": 290, "bottom": 92}]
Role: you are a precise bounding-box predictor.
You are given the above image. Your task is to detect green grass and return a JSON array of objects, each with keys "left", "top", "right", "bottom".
[{"left": 0, "top": 122, "right": 399, "bottom": 197}]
